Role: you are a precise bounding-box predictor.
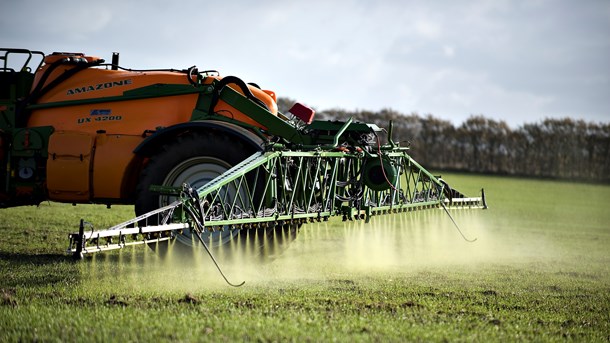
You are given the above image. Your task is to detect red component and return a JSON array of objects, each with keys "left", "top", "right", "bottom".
[
  {"left": 24, "top": 130, "right": 30, "bottom": 148},
  {"left": 288, "top": 103, "right": 315, "bottom": 124}
]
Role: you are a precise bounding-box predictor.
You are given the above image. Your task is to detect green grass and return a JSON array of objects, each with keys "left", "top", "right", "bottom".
[{"left": 1, "top": 175, "right": 609, "bottom": 342}]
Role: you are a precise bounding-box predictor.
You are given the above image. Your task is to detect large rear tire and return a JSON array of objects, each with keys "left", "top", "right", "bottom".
[{"left": 135, "top": 131, "right": 297, "bottom": 259}]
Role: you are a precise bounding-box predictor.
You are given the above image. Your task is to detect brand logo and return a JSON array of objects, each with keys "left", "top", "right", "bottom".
[
  {"left": 67, "top": 79, "right": 133, "bottom": 95},
  {"left": 90, "top": 109, "right": 111, "bottom": 116}
]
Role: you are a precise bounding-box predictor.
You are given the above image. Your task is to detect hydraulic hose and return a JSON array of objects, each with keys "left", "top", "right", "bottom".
[
  {"left": 18, "top": 57, "right": 104, "bottom": 126},
  {"left": 209, "top": 76, "right": 270, "bottom": 113}
]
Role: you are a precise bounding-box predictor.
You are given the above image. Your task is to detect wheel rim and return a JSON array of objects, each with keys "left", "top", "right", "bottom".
[{"left": 160, "top": 156, "right": 241, "bottom": 248}]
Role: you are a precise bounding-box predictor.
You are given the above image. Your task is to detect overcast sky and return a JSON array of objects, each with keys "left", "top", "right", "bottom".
[{"left": 2, "top": 0, "right": 609, "bottom": 127}]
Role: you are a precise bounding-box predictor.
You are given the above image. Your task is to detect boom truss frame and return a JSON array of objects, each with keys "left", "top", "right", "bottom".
[{"left": 68, "top": 146, "right": 486, "bottom": 258}]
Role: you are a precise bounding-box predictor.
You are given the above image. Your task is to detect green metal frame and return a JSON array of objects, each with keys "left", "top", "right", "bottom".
[
  {"left": 67, "top": 145, "right": 486, "bottom": 256},
  {"left": 185, "top": 148, "right": 465, "bottom": 227}
]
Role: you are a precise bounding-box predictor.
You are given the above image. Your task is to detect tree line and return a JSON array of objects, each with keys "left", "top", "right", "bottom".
[{"left": 278, "top": 98, "right": 610, "bottom": 182}]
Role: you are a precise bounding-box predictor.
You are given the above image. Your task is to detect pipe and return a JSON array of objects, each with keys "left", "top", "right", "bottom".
[{"left": 111, "top": 52, "right": 119, "bottom": 70}]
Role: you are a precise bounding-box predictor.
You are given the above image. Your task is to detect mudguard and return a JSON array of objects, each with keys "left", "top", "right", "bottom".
[{"left": 133, "top": 120, "right": 265, "bottom": 157}]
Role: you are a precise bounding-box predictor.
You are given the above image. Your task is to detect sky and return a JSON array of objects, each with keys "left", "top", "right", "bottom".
[{"left": 2, "top": 0, "right": 609, "bottom": 127}]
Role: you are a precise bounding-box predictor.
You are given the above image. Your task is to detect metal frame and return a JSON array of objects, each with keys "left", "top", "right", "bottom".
[{"left": 67, "top": 146, "right": 486, "bottom": 257}]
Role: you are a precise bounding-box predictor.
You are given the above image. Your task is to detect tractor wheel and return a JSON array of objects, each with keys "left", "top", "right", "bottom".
[{"left": 135, "top": 131, "right": 297, "bottom": 259}]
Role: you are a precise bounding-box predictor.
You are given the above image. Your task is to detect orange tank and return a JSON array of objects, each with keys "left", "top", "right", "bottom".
[{"left": 22, "top": 52, "right": 278, "bottom": 204}]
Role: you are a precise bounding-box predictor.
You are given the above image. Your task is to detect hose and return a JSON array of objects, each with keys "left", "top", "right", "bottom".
[
  {"left": 209, "top": 76, "right": 270, "bottom": 113},
  {"left": 181, "top": 185, "right": 245, "bottom": 287}
]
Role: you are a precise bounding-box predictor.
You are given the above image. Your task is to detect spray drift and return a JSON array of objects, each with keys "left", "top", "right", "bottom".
[{"left": 67, "top": 121, "right": 486, "bottom": 285}]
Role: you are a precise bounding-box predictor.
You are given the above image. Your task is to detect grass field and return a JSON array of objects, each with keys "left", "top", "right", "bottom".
[{"left": 1, "top": 174, "right": 609, "bottom": 342}]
